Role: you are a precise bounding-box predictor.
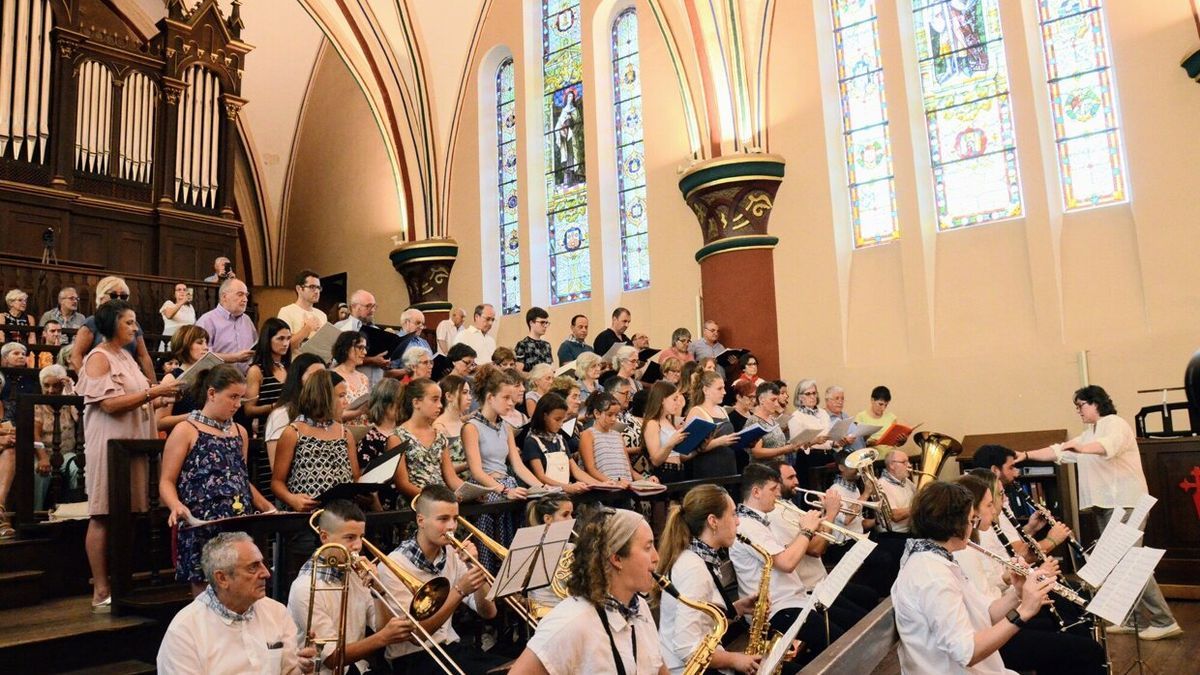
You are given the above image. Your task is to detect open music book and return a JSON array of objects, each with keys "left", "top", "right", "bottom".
[
  {"left": 183, "top": 510, "right": 291, "bottom": 529},
  {"left": 455, "top": 482, "right": 497, "bottom": 502},
  {"left": 874, "top": 421, "right": 922, "bottom": 446},
  {"left": 173, "top": 351, "right": 225, "bottom": 388}
]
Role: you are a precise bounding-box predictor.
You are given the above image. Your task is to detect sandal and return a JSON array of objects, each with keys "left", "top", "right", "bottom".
[{"left": 91, "top": 596, "right": 112, "bottom": 613}]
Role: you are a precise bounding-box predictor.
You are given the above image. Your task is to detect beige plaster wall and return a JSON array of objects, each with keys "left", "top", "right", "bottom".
[{"left": 283, "top": 0, "right": 1200, "bottom": 442}]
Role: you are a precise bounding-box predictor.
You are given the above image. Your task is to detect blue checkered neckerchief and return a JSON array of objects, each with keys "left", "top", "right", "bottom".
[
  {"left": 189, "top": 410, "right": 234, "bottom": 433},
  {"left": 299, "top": 556, "right": 346, "bottom": 585},
  {"left": 604, "top": 593, "right": 641, "bottom": 621},
  {"left": 689, "top": 538, "right": 729, "bottom": 567},
  {"left": 902, "top": 538, "right": 957, "bottom": 567},
  {"left": 735, "top": 504, "right": 769, "bottom": 528},
  {"left": 881, "top": 470, "right": 907, "bottom": 487},
  {"left": 199, "top": 585, "right": 256, "bottom": 623},
  {"left": 398, "top": 538, "right": 446, "bottom": 575},
  {"left": 295, "top": 414, "right": 335, "bottom": 430},
  {"left": 834, "top": 476, "right": 859, "bottom": 493}
]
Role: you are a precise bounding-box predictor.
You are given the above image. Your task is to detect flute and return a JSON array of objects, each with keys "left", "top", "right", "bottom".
[{"left": 964, "top": 540, "right": 1087, "bottom": 608}]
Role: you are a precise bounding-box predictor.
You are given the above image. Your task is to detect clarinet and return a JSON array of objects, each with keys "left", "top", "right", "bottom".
[
  {"left": 991, "top": 519, "right": 1068, "bottom": 630},
  {"left": 1002, "top": 503, "right": 1048, "bottom": 565},
  {"left": 1014, "top": 481, "right": 1089, "bottom": 566}
]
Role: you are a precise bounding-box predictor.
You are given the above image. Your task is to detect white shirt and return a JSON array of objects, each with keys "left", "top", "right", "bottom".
[
  {"left": 527, "top": 595, "right": 664, "bottom": 675},
  {"left": 378, "top": 543, "right": 479, "bottom": 660},
  {"left": 830, "top": 481, "right": 866, "bottom": 544},
  {"left": 264, "top": 407, "right": 292, "bottom": 445},
  {"left": 277, "top": 303, "right": 327, "bottom": 354},
  {"left": 892, "top": 550, "right": 1015, "bottom": 675},
  {"left": 452, "top": 325, "right": 496, "bottom": 363},
  {"left": 287, "top": 567, "right": 376, "bottom": 674},
  {"left": 952, "top": 546, "right": 1006, "bottom": 602},
  {"left": 786, "top": 408, "right": 830, "bottom": 449},
  {"left": 875, "top": 474, "right": 916, "bottom": 534},
  {"left": 435, "top": 319, "right": 463, "bottom": 355},
  {"left": 157, "top": 594, "right": 303, "bottom": 675},
  {"left": 1054, "top": 414, "right": 1149, "bottom": 509},
  {"left": 766, "top": 505, "right": 828, "bottom": 588},
  {"left": 659, "top": 550, "right": 732, "bottom": 675},
  {"left": 731, "top": 507, "right": 808, "bottom": 617},
  {"left": 160, "top": 301, "right": 196, "bottom": 337}
]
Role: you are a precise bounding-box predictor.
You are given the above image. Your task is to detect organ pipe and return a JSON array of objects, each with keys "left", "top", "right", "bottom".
[
  {"left": 118, "top": 71, "right": 156, "bottom": 183},
  {"left": 175, "top": 65, "right": 221, "bottom": 208},
  {"left": 74, "top": 59, "right": 113, "bottom": 175},
  {"left": 0, "top": 0, "right": 52, "bottom": 163}
]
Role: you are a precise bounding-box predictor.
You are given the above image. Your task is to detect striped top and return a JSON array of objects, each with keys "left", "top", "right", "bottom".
[
  {"left": 590, "top": 428, "right": 631, "bottom": 481},
  {"left": 257, "top": 373, "right": 283, "bottom": 410}
]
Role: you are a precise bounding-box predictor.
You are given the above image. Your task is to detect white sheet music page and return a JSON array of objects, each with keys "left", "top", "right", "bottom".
[
  {"left": 1085, "top": 547, "right": 1165, "bottom": 626},
  {"left": 814, "top": 537, "right": 877, "bottom": 608},
  {"left": 1077, "top": 521, "right": 1144, "bottom": 588},
  {"left": 760, "top": 595, "right": 816, "bottom": 675},
  {"left": 1125, "top": 494, "right": 1158, "bottom": 531}
]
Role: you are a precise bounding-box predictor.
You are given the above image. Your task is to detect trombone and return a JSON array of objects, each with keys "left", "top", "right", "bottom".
[
  {"left": 447, "top": 517, "right": 540, "bottom": 629},
  {"left": 303, "top": 543, "right": 353, "bottom": 675},
  {"left": 775, "top": 499, "right": 872, "bottom": 544},
  {"left": 793, "top": 488, "right": 881, "bottom": 516}
]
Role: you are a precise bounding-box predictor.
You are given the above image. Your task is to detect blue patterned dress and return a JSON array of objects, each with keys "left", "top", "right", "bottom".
[{"left": 174, "top": 422, "right": 253, "bottom": 582}]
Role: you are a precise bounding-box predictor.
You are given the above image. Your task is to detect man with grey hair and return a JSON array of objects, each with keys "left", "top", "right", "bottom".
[
  {"left": 335, "top": 290, "right": 389, "bottom": 385},
  {"left": 435, "top": 307, "right": 465, "bottom": 356},
  {"left": 204, "top": 256, "right": 234, "bottom": 283},
  {"left": 399, "top": 346, "right": 433, "bottom": 380},
  {"left": 689, "top": 319, "right": 726, "bottom": 377},
  {"left": 398, "top": 308, "right": 432, "bottom": 355},
  {"left": 39, "top": 287, "right": 84, "bottom": 334},
  {"left": 158, "top": 532, "right": 317, "bottom": 674},
  {"left": 451, "top": 303, "right": 497, "bottom": 364},
  {"left": 195, "top": 278, "right": 257, "bottom": 373}
]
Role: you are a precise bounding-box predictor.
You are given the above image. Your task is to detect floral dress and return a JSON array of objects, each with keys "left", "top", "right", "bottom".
[
  {"left": 174, "top": 422, "right": 253, "bottom": 582},
  {"left": 358, "top": 425, "right": 399, "bottom": 509},
  {"left": 395, "top": 426, "right": 450, "bottom": 491}
]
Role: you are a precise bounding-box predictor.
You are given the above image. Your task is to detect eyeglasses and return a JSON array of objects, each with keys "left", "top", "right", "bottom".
[
  {"left": 106, "top": 292, "right": 130, "bottom": 300},
  {"left": 746, "top": 361, "right": 758, "bottom": 367},
  {"left": 1074, "top": 401, "right": 1090, "bottom": 410},
  {"left": 352, "top": 344, "right": 367, "bottom": 351},
  {"left": 302, "top": 284, "right": 322, "bottom": 291},
  {"left": 534, "top": 319, "right": 550, "bottom": 325},
  {"left": 801, "top": 391, "right": 818, "bottom": 396},
  {"left": 360, "top": 303, "right": 377, "bottom": 309}
]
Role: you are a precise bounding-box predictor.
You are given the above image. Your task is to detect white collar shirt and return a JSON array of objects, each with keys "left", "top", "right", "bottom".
[
  {"left": 952, "top": 547, "right": 1006, "bottom": 602},
  {"left": 875, "top": 474, "right": 916, "bottom": 533},
  {"left": 435, "top": 319, "right": 464, "bottom": 355},
  {"left": 829, "top": 481, "right": 865, "bottom": 543},
  {"left": 659, "top": 549, "right": 732, "bottom": 675},
  {"left": 452, "top": 325, "right": 496, "bottom": 363},
  {"left": 528, "top": 595, "right": 664, "bottom": 675},
  {"left": 731, "top": 506, "right": 808, "bottom": 617},
  {"left": 766, "top": 506, "right": 828, "bottom": 587},
  {"left": 1054, "top": 414, "right": 1149, "bottom": 508},
  {"left": 287, "top": 567, "right": 376, "bottom": 674},
  {"left": 157, "top": 594, "right": 302, "bottom": 675},
  {"left": 378, "top": 543, "right": 478, "bottom": 660},
  {"left": 892, "top": 550, "right": 1016, "bottom": 675}
]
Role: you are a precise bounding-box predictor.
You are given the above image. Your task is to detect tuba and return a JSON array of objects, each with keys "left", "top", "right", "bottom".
[
  {"left": 911, "top": 431, "right": 963, "bottom": 492},
  {"left": 654, "top": 572, "right": 727, "bottom": 675}
]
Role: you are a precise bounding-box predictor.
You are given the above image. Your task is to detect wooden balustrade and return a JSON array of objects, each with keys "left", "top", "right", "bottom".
[{"left": 10, "top": 393, "right": 85, "bottom": 528}]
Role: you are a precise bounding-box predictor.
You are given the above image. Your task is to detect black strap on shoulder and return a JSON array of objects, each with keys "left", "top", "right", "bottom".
[{"left": 594, "top": 603, "right": 635, "bottom": 675}]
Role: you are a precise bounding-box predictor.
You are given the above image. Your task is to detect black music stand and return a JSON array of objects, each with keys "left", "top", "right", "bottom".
[{"left": 489, "top": 519, "right": 575, "bottom": 603}]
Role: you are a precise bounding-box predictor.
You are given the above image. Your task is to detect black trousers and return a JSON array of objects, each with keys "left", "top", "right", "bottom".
[
  {"left": 769, "top": 605, "right": 850, "bottom": 671},
  {"left": 999, "top": 624, "right": 1107, "bottom": 675},
  {"left": 388, "top": 642, "right": 509, "bottom": 675}
]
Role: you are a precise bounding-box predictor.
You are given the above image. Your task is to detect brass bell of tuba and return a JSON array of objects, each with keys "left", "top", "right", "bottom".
[{"left": 912, "top": 431, "right": 963, "bottom": 492}]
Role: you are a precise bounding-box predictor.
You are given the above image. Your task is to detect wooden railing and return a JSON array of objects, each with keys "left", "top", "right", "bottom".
[
  {"left": 799, "top": 599, "right": 897, "bottom": 674},
  {"left": 11, "top": 394, "right": 86, "bottom": 528}
]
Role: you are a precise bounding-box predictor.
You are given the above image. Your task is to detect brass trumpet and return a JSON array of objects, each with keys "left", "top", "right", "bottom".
[
  {"left": 776, "top": 499, "right": 873, "bottom": 544},
  {"left": 793, "top": 488, "right": 882, "bottom": 516}
]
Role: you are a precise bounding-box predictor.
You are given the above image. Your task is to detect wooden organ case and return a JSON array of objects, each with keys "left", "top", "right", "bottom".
[{"left": 0, "top": 0, "right": 251, "bottom": 282}]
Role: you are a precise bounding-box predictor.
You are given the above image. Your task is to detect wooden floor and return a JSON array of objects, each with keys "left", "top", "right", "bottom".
[
  {"left": 0, "top": 596, "right": 153, "bottom": 650},
  {"left": 871, "top": 600, "right": 1200, "bottom": 674}
]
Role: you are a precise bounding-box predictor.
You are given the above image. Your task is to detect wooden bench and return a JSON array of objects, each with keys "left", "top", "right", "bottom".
[{"left": 800, "top": 599, "right": 897, "bottom": 674}]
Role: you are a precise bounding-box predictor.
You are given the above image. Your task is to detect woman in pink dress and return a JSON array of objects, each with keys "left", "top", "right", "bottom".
[{"left": 77, "top": 300, "right": 178, "bottom": 611}]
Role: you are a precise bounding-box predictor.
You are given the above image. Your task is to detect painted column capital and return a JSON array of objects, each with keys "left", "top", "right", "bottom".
[{"left": 389, "top": 238, "right": 458, "bottom": 313}]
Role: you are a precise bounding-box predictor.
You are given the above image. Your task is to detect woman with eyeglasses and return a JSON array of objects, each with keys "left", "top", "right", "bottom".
[
  {"left": 786, "top": 378, "right": 832, "bottom": 483},
  {"left": 69, "top": 276, "right": 157, "bottom": 384},
  {"left": 656, "top": 328, "right": 694, "bottom": 366},
  {"left": 612, "top": 345, "right": 643, "bottom": 393},
  {"left": 734, "top": 353, "right": 765, "bottom": 389},
  {"left": 330, "top": 331, "right": 370, "bottom": 423},
  {"left": 1, "top": 288, "right": 37, "bottom": 345}
]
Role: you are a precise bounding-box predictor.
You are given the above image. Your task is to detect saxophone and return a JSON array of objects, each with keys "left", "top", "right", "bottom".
[
  {"left": 654, "top": 572, "right": 726, "bottom": 675},
  {"left": 736, "top": 534, "right": 783, "bottom": 665}
]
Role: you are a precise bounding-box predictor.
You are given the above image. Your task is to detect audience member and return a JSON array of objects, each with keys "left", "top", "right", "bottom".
[
  {"left": 444, "top": 343, "right": 477, "bottom": 380},
  {"left": 202, "top": 256, "right": 235, "bottom": 283},
  {"left": 156, "top": 326, "right": 212, "bottom": 432},
  {"left": 524, "top": 363, "right": 554, "bottom": 417},
  {"left": 660, "top": 356, "right": 683, "bottom": 385},
  {"left": 611, "top": 345, "right": 642, "bottom": 392},
  {"left": 271, "top": 370, "right": 360, "bottom": 512},
  {"left": 735, "top": 352, "right": 766, "bottom": 388},
  {"left": 77, "top": 300, "right": 180, "bottom": 611},
  {"left": 397, "top": 346, "right": 433, "bottom": 383},
  {"left": 630, "top": 333, "right": 650, "bottom": 350},
  {"left": 37, "top": 321, "right": 61, "bottom": 367},
  {"left": 435, "top": 307, "right": 466, "bottom": 356},
  {"left": 727, "top": 379, "right": 757, "bottom": 434},
  {"left": 574, "top": 351, "right": 603, "bottom": 401},
  {"left": 70, "top": 276, "right": 157, "bottom": 384},
  {"left": 1, "top": 289, "right": 36, "bottom": 344},
  {"left": 855, "top": 385, "right": 900, "bottom": 451},
  {"left": 592, "top": 307, "right": 632, "bottom": 357},
  {"left": 434, "top": 375, "right": 472, "bottom": 479},
  {"left": 32, "top": 365, "right": 78, "bottom": 511},
  {"left": 39, "top": 287, "right": 84, "bottom": 335},
  {"left": 491, "top": 346, "right": 517, "bottom": 371},
  {"left": 689, "top": 319, "right": 726, "bottom": 376},
  {"left": 331, "top": 302, "right": 350, "bottom": 323},
  {"left": 580, "top": 392, "right": 651, "bottom": 486},
  {"left": 330, "top": 331, "right": 370, "bottom": 423},
  {"left": 521, "top": 393, "right": 591, "bottom": 492},
  {"left": 514, "top": 306, "right": 553, "bottom": 372},
  {"left": 657, "top": 328, "right": 694, "bottom": 364},
  {"left": 452, "top": 303, "right": 497, "bottom": 363},
  {"left": 334, "top": 290, "right": 390, "bottom": 386},
  {"left": 641, "top": 381, "right": 691, "bottom": 482},
  {"left": 391, "top": 378, "right": 463, "bottom": 499},
  {"left": 243, "top": 318, "right": 292, "bottom": 430},
  {"left": 557, "top": 313, "right": 590, "bottom": 366},
  {"left": 159, "top": 283, "right": 196, "bottom": 349},
  {"left": 398, "top": 308, "right": 431, "bottom": 354},
  {"left": 160, "top": 365, "right": 273, "bottom": 595},
  {"left": 357, "top": 378, "right": 403, "bottom": 509},
  {"left": 605, "top": 376, "right": 643, "bottom": 459},
  {"left": 262, "top": 354, "right": 328, "bottom": 467},
  {"left": 277, "top": 269, "right": 327, "bottom": 354},
  {"left": 684, "top": 371, "right": 739, "bottom": 479},
  {"left": 194, "top": 278, "right": 257, "bottom": 374},
  {"left": 747, "top": 381, "right": 801, "bottom": 466}
]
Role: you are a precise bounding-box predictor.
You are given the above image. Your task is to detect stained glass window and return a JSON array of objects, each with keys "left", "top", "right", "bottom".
[
  {"left": 1035, "top": 0, "right": 1126, "bottom": 209},
  {"left": 543, "top": 0, "right": 590, "bottom": 304},
  {"left": 496, "top": 58, "right": 520, "bottom": 316},
  {"left": 612, "top": 8, "right": 650, "bottom": 290},
  {"left": 831, "top": 0, "right": 899, "bottom": 247},
  {"left": 911, "top": 0, "right": 1022, "bottom": 230}
]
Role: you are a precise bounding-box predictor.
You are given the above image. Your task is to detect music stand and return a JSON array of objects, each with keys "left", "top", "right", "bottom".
[{"left": 489, "top": 519, "right": 575, "bottom": 603}]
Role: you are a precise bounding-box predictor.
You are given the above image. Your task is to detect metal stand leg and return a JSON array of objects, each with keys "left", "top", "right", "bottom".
[{"left": 1118, "top": 611, "right": 1158, "bottom": 675}]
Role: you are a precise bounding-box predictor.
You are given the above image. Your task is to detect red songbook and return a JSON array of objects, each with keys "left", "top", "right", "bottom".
[{"left": 875, "top": 422, "right": 922, "bottom": 447}]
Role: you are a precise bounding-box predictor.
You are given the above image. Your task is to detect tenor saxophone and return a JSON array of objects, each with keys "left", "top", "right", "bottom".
[
  {"left": 736, "top": 534, "right": 784, "bottom": 664},
  {"left": 653, "top": 572, "right": 726, "bottom": 675}
]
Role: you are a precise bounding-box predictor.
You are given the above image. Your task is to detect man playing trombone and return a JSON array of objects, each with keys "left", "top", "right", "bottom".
[
  {"left": 379, "top": 485, "right": 508, "bottom": 674},
  {"left": 286, "top": 501, "right": 413, "bottom": 674}
]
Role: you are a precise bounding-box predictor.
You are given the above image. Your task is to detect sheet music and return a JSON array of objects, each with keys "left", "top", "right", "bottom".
[
  {"left": 488, "top": 519, "right": 575, "bottom": 601},
  {"left": 826, "top": 418, "right": 854, "bottom": 441},
  {"left": 760, "top": 594, "right": 816, "bottom": 674},
  {"left": 851, "top": 423, "right": 882, "bottom": 440},
  {"left": 1077, "top": 521, "right": 1144, "bottom": 588},
  {"left": 788, "top": 426, "right": 824, "bottom": 445},
  {"left": 814, "top": 537, "right": 877, "bottom": 608},
  {"left": 1085, "top": 547, "right": 1165, "bottom": 626},
  {"left": 1125, "top": 494, "right": 1158, "bottom": 531}
]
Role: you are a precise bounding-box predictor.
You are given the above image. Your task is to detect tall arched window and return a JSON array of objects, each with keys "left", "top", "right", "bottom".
[
  {"left": 543, "top": 0, "right": 590, "bottom": 304},
  {"left": 831, "top": 0, "right": 898, "bottom": 247},
  {"left": 496, "top": 57, "right": 520, "bottom": 316},
  {"left": 611, "top": 8, "right": 649, "bottom": 290},
  {"left": 911, "top": 0, "right": 1022, "bottom": 231},
  {"left": 1034, "top": 0, "right": 1126, "bottom": 210}
]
